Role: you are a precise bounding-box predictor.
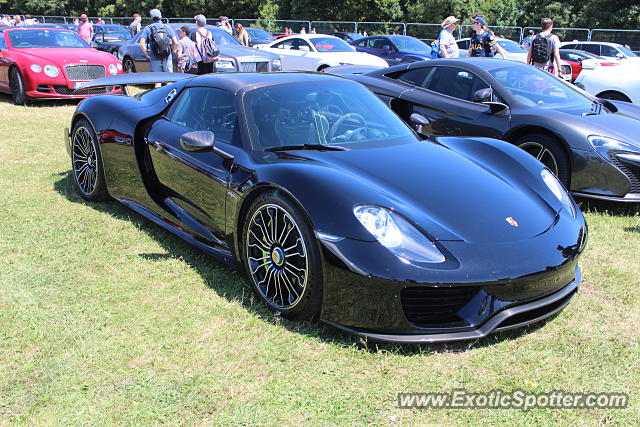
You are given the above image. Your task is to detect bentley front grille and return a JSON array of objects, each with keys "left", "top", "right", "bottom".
[
  {"left": 239, "top": 61, "right": 270, "bottom": 72},
  {"left": 65, "top": 65, "right": 106, "bottom": 81}
]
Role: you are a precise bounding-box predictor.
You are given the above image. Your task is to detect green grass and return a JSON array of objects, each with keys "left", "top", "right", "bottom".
[{"left": 0, "top": 96, "right": 638, "bottom": 425}]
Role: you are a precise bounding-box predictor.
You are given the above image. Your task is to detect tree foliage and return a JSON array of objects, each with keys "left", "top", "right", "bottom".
[{"left": 0, "top": 0, "right": 638, "bottom": 30}]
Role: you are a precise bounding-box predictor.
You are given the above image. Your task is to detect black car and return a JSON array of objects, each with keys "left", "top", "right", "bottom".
[
  {"left": 336, "top": 58, "right": 640, "bottom": 202},
  {"left": 244, "top": 27, "right": 275, "bottom": 46},
  {"left": 93, "top": 24, "right": 129, "bottom": 33},
  {"left": 64, "top": 71, "right": 586, "bottom": 343},
  {"left": 91, "top": 30, "right": 131, "bottom": 55},
  {"left": 331, "top": 32, "right": 364, "bottom": 43},
  {"left": 351, "top": 35, "right": 432, "bottom": 64}
]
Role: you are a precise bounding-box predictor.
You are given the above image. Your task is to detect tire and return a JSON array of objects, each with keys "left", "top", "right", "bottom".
[
  {"left": 242, "top": 192, "right": 323, "bottom": 320},
  {"left": 516, "top": 134, "right": 571, "bottom": 186},
  {"left": 597, "top": 91, "right": 631, "bottom": 103},
  {"left": 71, "top": 118, "right": 109, "bottom": 201},
  {"left": 123, "top": 57, "right": 136, "bottom": 73},
  {"left": 9, "top": 67, "right": 27, "bottom": 106}
]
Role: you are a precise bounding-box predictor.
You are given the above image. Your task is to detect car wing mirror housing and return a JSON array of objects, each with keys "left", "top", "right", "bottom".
[
  {"left": 410, "top": 113, "right": 430, "bottom": 133},
  {"left": 473, "top": 87, "right": 493, "bottom": 103},
  {"left": 180, "top": 130, "right": 215, "bottom": 152},
  {"left": 483, "top": 102, "right": 509, "bottom": 114}
]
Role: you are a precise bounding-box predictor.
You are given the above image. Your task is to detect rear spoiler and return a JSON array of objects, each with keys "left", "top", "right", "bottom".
[{"left": 74, "top": 72, "right": 194, "bottom": 95}]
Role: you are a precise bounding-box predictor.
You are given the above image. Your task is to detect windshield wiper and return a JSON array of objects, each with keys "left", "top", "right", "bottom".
[{"left": 265, "top": 144, "right": 348, "bottom": 152}]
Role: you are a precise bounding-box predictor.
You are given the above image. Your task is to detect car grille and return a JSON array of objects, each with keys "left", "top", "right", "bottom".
[
  {"left": 54, "top": 85, "right": 112, "bottom": 95},
  {"left": 400, "top": 286, "right": 479, "bottom": 328},
  {"left": 239, "top": 61, "right": 269, "bottom": 72},
  {"left": 609, "top": 151, "right": 640, "bottom": 194},
  {"left": 64, "top": 65, "right": 106, "bottom": 81}
]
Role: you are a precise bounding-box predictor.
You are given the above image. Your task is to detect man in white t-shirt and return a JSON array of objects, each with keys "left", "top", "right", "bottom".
[
  {"left": 527, "top": 17, "right": 562, "bottom": 77},
  {"left": 439, "top": 16, "right": 459, "bottom": 58}
]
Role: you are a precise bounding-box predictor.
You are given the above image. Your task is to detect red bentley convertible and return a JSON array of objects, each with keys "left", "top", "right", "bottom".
[{"left": 0, "top": 27, "right": 122, "bottom": 104}]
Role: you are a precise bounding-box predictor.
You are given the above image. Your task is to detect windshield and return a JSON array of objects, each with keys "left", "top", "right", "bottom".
[
  {"left": 247, "top": 28, "right": 273, "bottom": 39},
  {"left": 309, "top": 37, "right": 354, "bottom": 52},
  {"left": 99, "top": 31, "right": 131, "bottom": 42},
  {"left": 246, "top": 81, "right": 416, "bottom": 149},
  {"left": 497, "top": 39, "right": 527, "bottom": 53},
  {"left": 490, "top": 65, "right": 594, "bottom": 110},
  {"left": 617, "top": 45, "right": 638, "bottom": 57},
  {"left": 9, "top": 29, "right": 89, "bottom": 48},
  {"left": 390, "top": 36, "right": 430, "bottom": 52}
]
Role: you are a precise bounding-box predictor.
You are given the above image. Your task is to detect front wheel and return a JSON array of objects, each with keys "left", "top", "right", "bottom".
[
  {"left": 71, "top": 118, "right": 109, "bottom": 201},
  {"left": 516, "top": 134, "right": 571, "bottom": 186},
  {"left": 123, "top": 57, "right": 136, "bottom": 73},
  {"left": 242, "top": 192, "right": 323, "bottom": 320},
  {"left": 9, "top": 67, "right": 27, "bottom": 106}
]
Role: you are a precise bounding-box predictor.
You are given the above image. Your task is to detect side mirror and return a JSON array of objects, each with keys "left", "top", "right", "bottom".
[
  {"left": 299, "top": 45, "right": 310, "bottom": 52},
  {"left": 180, "top": 130, "right": 214, "bottom": 152},
  {"left": 574, "top": 82, "right": 586, "bottom": 90},
  {"left": 616, "top": 52, "right": 625, "bottom": 59},
  {"left": 410, "top": 113, "right": 430, "bottom": 133},
  {"left": 473, "top": 88, "right": 493, "bottom": 103},
  {"left": 483, "top": 102, "right": 509, "bottom": 114},
  {"left": 383, "top": 45, "right": 391, "bottom": 52}
]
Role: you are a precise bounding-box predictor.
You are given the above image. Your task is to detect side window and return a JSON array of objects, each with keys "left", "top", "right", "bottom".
[
  {"left": 167, "top": 87, "right": 238, "bottom": 145},
  {"left": 273, "top": 38, "right": 309, "bottom": 50},
  {"left": 457, "top": 40, "right": 470, "bottom": 50},
  {"left": 426, "top": 67, "right": 489, "bottom": 102},
  {"left": 0, "top": 33, "right": 6, "bottom": 50},
  {"left": 581, "top": 44, "right": 600, "bottom": 55},
  {"left": 562, "top": 43, "right": 577, "bottom": 50},
  {"left": 371, "top": 38, "right": 389, "bottom": 49},
  {"left": 393, "top": 67, "right": 434, "bottom": 88},
  {"left": 354, "top": 38, "right": 367, "bottom": 47},
  {"left": 601, "top": 45, "right": 619, "bottom": 57}
]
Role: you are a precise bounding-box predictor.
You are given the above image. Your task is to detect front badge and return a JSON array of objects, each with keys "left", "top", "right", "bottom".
[{"left": 505, "top": 217, "right": 519, "bottom": 227}]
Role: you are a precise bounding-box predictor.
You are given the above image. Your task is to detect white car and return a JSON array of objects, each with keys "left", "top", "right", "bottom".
[
  {"left": 560, "top": 41, "right": 640, "bottom": 64},
  {"left": 255, "top": 34, "right": 388, "bottom": 71},
  {"left": 575, "top": 64, "right": 640, "bottom": 103},
  {"left": 457, "top": 37, "right": 572, "bottom": 80}
]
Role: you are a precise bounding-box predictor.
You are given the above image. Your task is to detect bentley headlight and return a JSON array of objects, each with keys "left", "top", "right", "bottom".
[
  {"left": 272, "top": 59, "right": 282, "bottom": 70},
  {"left": 216, "top": 60, "right": 236, "bottom": 70},
  {"left": 108, "top": 64, "right": 118, "bottom": 75},
  {"left": 353, "top": 205, "right": 445, "bottom": 263},
  {"left": 30, "top": 64, "right": 42, "bottom": 73},
  {"left": 541, "top": 169, "right": 576, "bottom": 218},
  {"left": 44, "top": 65, "right": 59, "bottom": 77}
]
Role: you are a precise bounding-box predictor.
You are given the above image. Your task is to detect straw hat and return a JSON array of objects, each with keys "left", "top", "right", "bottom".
[{"left": 441, "top": 16, "right": 459, "bottom": 28}]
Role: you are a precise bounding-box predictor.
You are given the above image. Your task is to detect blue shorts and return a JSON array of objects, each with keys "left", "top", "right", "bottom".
[{"left": 150, "top": 55, "right": 173, "bottom": 72}]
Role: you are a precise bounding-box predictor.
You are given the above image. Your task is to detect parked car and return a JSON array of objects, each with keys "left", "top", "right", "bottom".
[
  {"left": 64, "top": 71, "right": 586, "bottom": 343},
  {"left": 0, "top": 27, "right": 122, "bottom": 104},
  {"left": 244, "top": 27, "right": 275, "bottom": 46},
  {"left": 351, "top": 35, "right": 432, "bottom": 65},
  {"left": 574, "top": 64, "right": 640, "bottom": 103},
  {"left": 255, "top": 34, "right": 387, "bottom": 71},
  {"left": 335, "top": 58, "right": 640, "bottom": 202},
  {"left": 560, "top": 41, "right": 640, "bottom": 64},
  {"left": 91, "top": 30, "right": 131, "bottom": 55},
  {"left": 457, "top": 37, "right": 573, "bottom": 80},
  {"left": 559, "top": 49, "right": 619, "bottom": 81},
  {"left": 93, "top": 24, "right": 128, "bottom": 34},
  {"left": 330, "top": 32, "right": 364, "bottom": 43},
  {"left": 118, "top": 23, "right": 281, "bottom": 73}
]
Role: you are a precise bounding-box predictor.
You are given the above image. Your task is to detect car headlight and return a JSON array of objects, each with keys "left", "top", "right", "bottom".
[
  {"left": 44, "top": 65, "right": 59, "bottom": 77},
  {"left": 108, "top": 64, "right": 118, "bottom": 75},
  {"left": 272, "top": 59, "right": 281, "bottom": 70},
  {"left": 30, "top": 64, "right": 42, "bottom": 73},
  {"left": 216, "top": 60, "right": 236, "bottom": 70},
  {"left": 353, "top": 205, "right": 445, "bottom": 264},
  {"left": 588, "top": 135, "right": 639, "bottom": 152},
  {"left": 541, "top": 169, "right": 576, "bottom": 218}
]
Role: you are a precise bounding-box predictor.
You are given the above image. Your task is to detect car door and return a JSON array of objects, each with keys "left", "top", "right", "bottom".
[
  {"left": 267, "top": 38, "right": 315, "bottom": 70},
  {"left": 145, "top": 86, "right": 240, "bottom": 249},
  {"left": 395, "top": 65, "right": 510, "bottom": 137},
  {"left": 0, "top": 32, "right": 9, "bottom": 89}
]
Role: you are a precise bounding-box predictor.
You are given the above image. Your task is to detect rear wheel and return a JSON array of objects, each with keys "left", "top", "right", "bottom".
[
  {"left": 9, "top": 67, "right": 27, "bottom": 106},
  {"left": 123, "top": 57, "right": 136, "bottom": 73},
  {"left": 597, "top": 91, "right": 631, "bottom": 103},
  {"left": 71, "top": 118, "right": 109, "bottom": 201},
  {"left": 242, "top": 192, "right": 323, "bottom": 320},
  {"left": 516, "top": 134, "right": 571, "bottom": 186}
]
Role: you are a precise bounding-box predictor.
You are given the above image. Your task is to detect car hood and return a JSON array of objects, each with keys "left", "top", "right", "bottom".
[
  {"left": 580, "top": 110, "right": 640, "bottom": 149},
  {"left": 292, "top": 140, "right": 557, "bottom": 243},
  {"left": 17, "top": 48, "right": 115, "bottom": 65}
]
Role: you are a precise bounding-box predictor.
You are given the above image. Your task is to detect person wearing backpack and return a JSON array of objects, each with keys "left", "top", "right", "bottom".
[
  {"left": 192, "top": 15, "right": 218, "bottom": 74},
  {"left": 527, "top": 17, "right": 562, "bottom": 77},
  {"left": 139, "top": 9, "right": 178, "bottom": 72}
]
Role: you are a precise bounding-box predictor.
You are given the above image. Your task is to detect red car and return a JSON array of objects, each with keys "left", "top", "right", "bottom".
[{"left": 0, "top": 28, "right": 122, "bottom": 104}]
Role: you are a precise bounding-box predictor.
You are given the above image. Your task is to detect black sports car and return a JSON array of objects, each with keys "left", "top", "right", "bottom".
[
  {"left": 333, "top": 58, "right": 640, "bottom": 202},
  {"left": 91, "top": 30, "right": 131, "bottom": 55},
  {"left": 65, "top": 72, "right": 586, "bottom": 343}
]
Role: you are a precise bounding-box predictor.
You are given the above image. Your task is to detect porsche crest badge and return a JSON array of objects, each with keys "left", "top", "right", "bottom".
[{"left": 505, "top": 217, "right": 519, "bottom": 227}]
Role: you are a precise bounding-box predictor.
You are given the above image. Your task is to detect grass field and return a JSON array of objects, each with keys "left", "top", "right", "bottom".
[{"left": 0, "top": 96, "right": 638, "bottom": 425}]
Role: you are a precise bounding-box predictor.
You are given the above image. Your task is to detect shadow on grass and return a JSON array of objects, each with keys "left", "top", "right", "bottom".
[
  {"left": 575, "top": 197, "right": 640, "bottom": 217},
  {"left": 624, "top": 226, "right": 640, "bottom": 233},
  {"left": 0, "top": 92, "right": 81, "bottom": 107},
  {"left": 54, "top": 170, "right": 559, "bottom": 355}
]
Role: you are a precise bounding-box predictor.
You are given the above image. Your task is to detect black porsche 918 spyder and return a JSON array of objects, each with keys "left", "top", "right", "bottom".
[
  {"left": 329, "top": 59, "right": 640, "bottom": 202},
  {"left": 65, "top": 72, "right": 587, "bottom": 343}
]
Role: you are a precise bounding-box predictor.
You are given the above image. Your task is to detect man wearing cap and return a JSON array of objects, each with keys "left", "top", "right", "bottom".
[
  {"left": 468, "top": 17, "right": 506, "bottom": 59},
  {"left": 193, "top": 14, "right": 216, "bottom": 74},
  {"left": 177, "top": 25, "right": 197, "bottom": 73},
  {"left": 77, "top": 14, "right": 94, "bottom": 43},
  {"left": 438, "top": 16, "right": 459, "bottom": 58},
  {"left": 139, "top": 9, "right": 178, "bottom": 72}
]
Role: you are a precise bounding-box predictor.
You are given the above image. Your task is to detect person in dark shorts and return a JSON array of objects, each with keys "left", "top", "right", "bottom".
[{"left": 468, "top": 17, "right": 506, "bottom": 59}]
